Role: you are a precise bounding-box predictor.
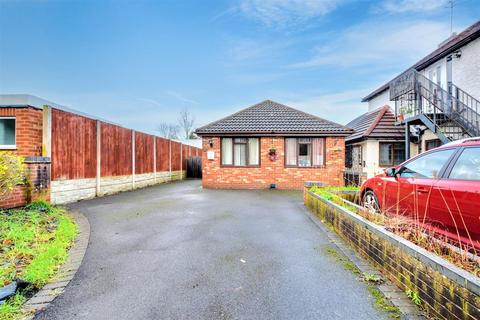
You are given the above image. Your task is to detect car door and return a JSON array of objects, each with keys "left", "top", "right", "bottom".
[
  {"left": 432, "top": 147, "right": 480, "bottom": 249},
  {"left": 383, "top": 148, "right": 457, "bottom": 220}
]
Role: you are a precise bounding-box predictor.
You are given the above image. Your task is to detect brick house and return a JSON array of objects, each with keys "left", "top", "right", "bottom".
[{"left": 195, "top": 100, "right": 353, "bottom": 189}]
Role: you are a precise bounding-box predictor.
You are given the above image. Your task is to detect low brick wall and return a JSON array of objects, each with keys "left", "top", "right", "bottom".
[
  {"left": 0, "top": 157, "right": 50, "bottom": 209},
  {"left": 305, "top": 190, "right": 480, "bottom": 320}
]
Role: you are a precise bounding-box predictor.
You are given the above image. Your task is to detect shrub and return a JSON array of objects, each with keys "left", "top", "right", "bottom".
[{"left": 0, "top": 152, "right": 25, "bottom": 199}]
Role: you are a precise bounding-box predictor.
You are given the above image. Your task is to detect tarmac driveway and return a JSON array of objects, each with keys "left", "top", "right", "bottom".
[{"left": 36, "top": 180, "right": 388, "bottom": 320}]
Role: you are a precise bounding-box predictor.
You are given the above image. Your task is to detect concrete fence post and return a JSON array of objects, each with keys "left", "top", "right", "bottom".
[
  {"left": 96, "top": 120, "right": 101, "bottom": 196},
  {"left": 180, "top": 142, "right": 183, "bottom": 180},
  {"left": 42, "top": 105, "right": 52, "bottom": 158},
  {"left": 169, "top": 139, "right": 172, "bottom": 182},
  {"left": 132, "top": 130, "right": 136, "bottom": 189},
  {"left": 153, "top": 136, "right": 157, "bottom": 184}
]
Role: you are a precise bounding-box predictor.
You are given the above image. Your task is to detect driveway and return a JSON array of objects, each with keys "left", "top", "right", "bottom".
[{"left": 36, "top": 180, "right": 388, "bottom": 320}]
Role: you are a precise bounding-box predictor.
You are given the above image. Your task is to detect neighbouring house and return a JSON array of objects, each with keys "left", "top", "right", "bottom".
[
  {"left": 0, "top": 94, "right": 201, "bottom": 208},
  {"left": 359, "top": 20, "right": 480, "bottom": 159},
  {"left": 344, "top": 106, "right": 406, "bottom": 181},
  {"left": 194, "top": 100, "right": 353, "bottom": 189}
]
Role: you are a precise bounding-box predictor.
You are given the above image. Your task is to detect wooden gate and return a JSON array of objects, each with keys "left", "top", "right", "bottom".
[{"left": 186, "top": 156, "right": 202, "bottom": 178}]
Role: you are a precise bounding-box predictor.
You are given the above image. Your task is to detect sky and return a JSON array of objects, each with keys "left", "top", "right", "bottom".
[{"left": 1, "top": 0, "right": 479, "bottom": 136}]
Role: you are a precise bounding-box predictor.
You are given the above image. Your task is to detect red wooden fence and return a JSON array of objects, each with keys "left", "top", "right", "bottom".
[
  {"left": 51, "top": 109, "right": 200, "bottom": 181},
  {"left": 52, "top": 109, "right": 96, "bottom": 180}
]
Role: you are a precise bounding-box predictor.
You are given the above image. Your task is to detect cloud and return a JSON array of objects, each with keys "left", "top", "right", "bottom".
[
  {"left": 135, "top": 97, "right": 163, "bottom": 108},
  {"left": 378, "top": 0, "right": 449, "bottom": 14},
  {"left": 289, "top": 19, "right": 452, "bottom": 69},
  {"left": 238, "top": 0, "right": 344, "bottom": 27},
  {"left": 165, "top": 90, "right": 199, "bottom": 105}
]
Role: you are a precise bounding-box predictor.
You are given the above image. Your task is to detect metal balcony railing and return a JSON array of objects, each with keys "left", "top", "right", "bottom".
[{"left": 390, "top": 69, "right": 480, "bottom": 142}]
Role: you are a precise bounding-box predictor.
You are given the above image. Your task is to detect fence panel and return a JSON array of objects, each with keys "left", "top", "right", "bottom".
[
  {"left": 101, "top": 123, "right": 132, "bottom": 177},
  {"left": 135, "top": 132, "right": 154, "bottom": 174},
  {"left": 51, "top": 109, "right": 96, "bottom": 180},
  {"left": 156, "top": 137, "right": 170, "bottom": 171},
  {"left": 171, "top": 141, "right": 182, "bottom": 171}
]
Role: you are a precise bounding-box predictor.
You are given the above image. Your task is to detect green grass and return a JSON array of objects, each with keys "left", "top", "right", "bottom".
[{"left": 0, "top": 200, "right": 77, "bottom": 320}]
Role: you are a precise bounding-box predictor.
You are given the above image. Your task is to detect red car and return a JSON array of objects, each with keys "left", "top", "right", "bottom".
[{"left": 360, "top": 138, "right": 480, "bottom": 250}]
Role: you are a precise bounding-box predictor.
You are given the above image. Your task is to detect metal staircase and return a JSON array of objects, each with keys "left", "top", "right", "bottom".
[{"left": 390, "top": 69, "right": 480, "bottom": 144}]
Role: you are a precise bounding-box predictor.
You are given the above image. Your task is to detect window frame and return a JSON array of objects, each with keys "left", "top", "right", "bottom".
[
  {"left": 379, "top": 142, "right": 405, "bottom": 167},
  {"left": 220, "top": 137, "right": 260, "bottom": 168},
  {"left": 0, "top": 117, "right": 16, "bottom": 150},
  {"left": 284, "top": 137, "right": 326, "bottom": 168}
]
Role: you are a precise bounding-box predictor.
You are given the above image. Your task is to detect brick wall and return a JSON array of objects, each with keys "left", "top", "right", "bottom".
[
  {"left": 305, "top": 191, "right": 480, "bottom": 320},
  {"left": 202, "top": 136, "right": 345, "bottom": 189},
  {"left": 0, "top": 107, "right": 43, "bottom": 156},
  {"left": 0, "top": 160, "right": 50, "bottom": 209}
]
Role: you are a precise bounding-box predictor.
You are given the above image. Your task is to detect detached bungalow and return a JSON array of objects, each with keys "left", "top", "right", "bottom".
[{"left": 195, "top": 100, "right": 353, "bottom": 189}]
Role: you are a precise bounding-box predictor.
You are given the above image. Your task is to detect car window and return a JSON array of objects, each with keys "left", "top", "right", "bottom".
[
  {"left": 449, "top": 148, "right": 480, "bottom": 180},
  {"left": 400, "top": 149, "right": 455, "bottom": 179}
]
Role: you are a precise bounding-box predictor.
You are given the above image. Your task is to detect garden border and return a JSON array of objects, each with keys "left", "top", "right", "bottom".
[{"left": 23, "top": 209, "right": 90, "bottom": 319}]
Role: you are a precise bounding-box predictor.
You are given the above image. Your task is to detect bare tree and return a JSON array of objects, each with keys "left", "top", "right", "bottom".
[
  {"left": 177, "top": 108, "right": 196, "bottom": 139},
  {"left": 157, "top": 122, "right": 179, "bottom": 139}
]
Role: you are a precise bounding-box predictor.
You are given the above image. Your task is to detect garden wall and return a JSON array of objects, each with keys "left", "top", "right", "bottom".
[{"left": 304, "top": 190, "right": 480, "bottom": 320}]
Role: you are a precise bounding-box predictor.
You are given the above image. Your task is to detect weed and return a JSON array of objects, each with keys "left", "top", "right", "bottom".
[
  {"left": 406, "top": 289, "right": 421, "bottom": 306},
  {"left": 323, "top": 247, "right": 400, "bottom": 318},
  {"left": 368, "top": 285, "right": 401, "bottom": 319},
  {"left": 323, "top": 247, "right": 361, "bottom": 275},
  {"left": 363, "top": 272, "right": 383, "bottom": 284}
]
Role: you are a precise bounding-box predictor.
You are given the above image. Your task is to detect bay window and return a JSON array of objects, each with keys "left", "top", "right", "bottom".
[
  {"left": 221, "top": 137, "right": 259, "bottom": 166},
  {"left": 0, "top": 117, "right": 16, "bottom": 149},
  {"left": 285, "top": 137, "right": 324, "bottom": 167}
]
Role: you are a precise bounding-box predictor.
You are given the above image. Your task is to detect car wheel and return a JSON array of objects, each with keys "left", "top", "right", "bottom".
[{"left": 363, "top": 190, "right": 380, "bottom": 212}]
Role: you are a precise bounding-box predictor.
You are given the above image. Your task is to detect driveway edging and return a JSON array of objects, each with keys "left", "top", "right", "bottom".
[
  {"left": 302, "top": 206, "right": 425, "bottom": 320},
  {"left": 23, "top": 209, "right": 90, "bottom": 319}
]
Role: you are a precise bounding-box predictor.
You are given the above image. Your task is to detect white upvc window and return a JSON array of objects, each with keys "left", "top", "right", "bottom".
[{"left": 0, "top": 117, "right": 16, "bottom": 149}]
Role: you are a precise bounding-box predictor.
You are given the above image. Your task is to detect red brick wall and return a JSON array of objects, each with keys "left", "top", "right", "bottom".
[
  {"left": 0, "top": 161, "right": 50, "bottom": 209},
  {"left": 202, "top": 136, "right": 345, "bottom": 190},
  {"left": 0, "top": 107, "right": 43, "bottom": 156}
]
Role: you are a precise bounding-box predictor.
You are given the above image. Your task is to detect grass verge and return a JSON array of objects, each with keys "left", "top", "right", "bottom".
[{"left": 0, "top": 200, "right": 77, "bottom": 320}]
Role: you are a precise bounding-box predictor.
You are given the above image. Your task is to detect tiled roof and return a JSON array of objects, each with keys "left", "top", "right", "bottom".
[
  {"left": 195, "top": 100, "right": 353, "bottom": 136},
  {"left": 346, "top": 106, "right": 404, "bottom": 142},
  {"left": 362, "top": 20, "right": 480, "bottom": 102}
]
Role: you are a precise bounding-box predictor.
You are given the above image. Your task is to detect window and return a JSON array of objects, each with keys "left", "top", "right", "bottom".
[
  {"left": 449, "top": 148, "right": 480, "bottom": 180},
  {"left": 399, "top": 149, "right": 455, "bottom": 179},
  {"left": 221, "top": 137, "right": 259, "bottom": 166},
  {"left": 379, "top": 142, "right": 405, "bottom": 166},
  {"left": 0, "top": 117, "right": 16, "bottom": 148},
  {"left": 285, "top": 137, "right": 324, "bottom": 167},
  {"left": 425, "top": 139, "right": 442, "bottom": 151}
]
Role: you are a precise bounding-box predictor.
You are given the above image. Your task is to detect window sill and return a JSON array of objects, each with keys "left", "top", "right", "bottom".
[
  {"left": 0, "top": 145, "right": 17, "bottom": 150},
  {"left": 285, "top": 165, "right": 326, "bottom": 169},
  {"left": 220, "top": 165, "right": 261, "bottom": 168}
]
